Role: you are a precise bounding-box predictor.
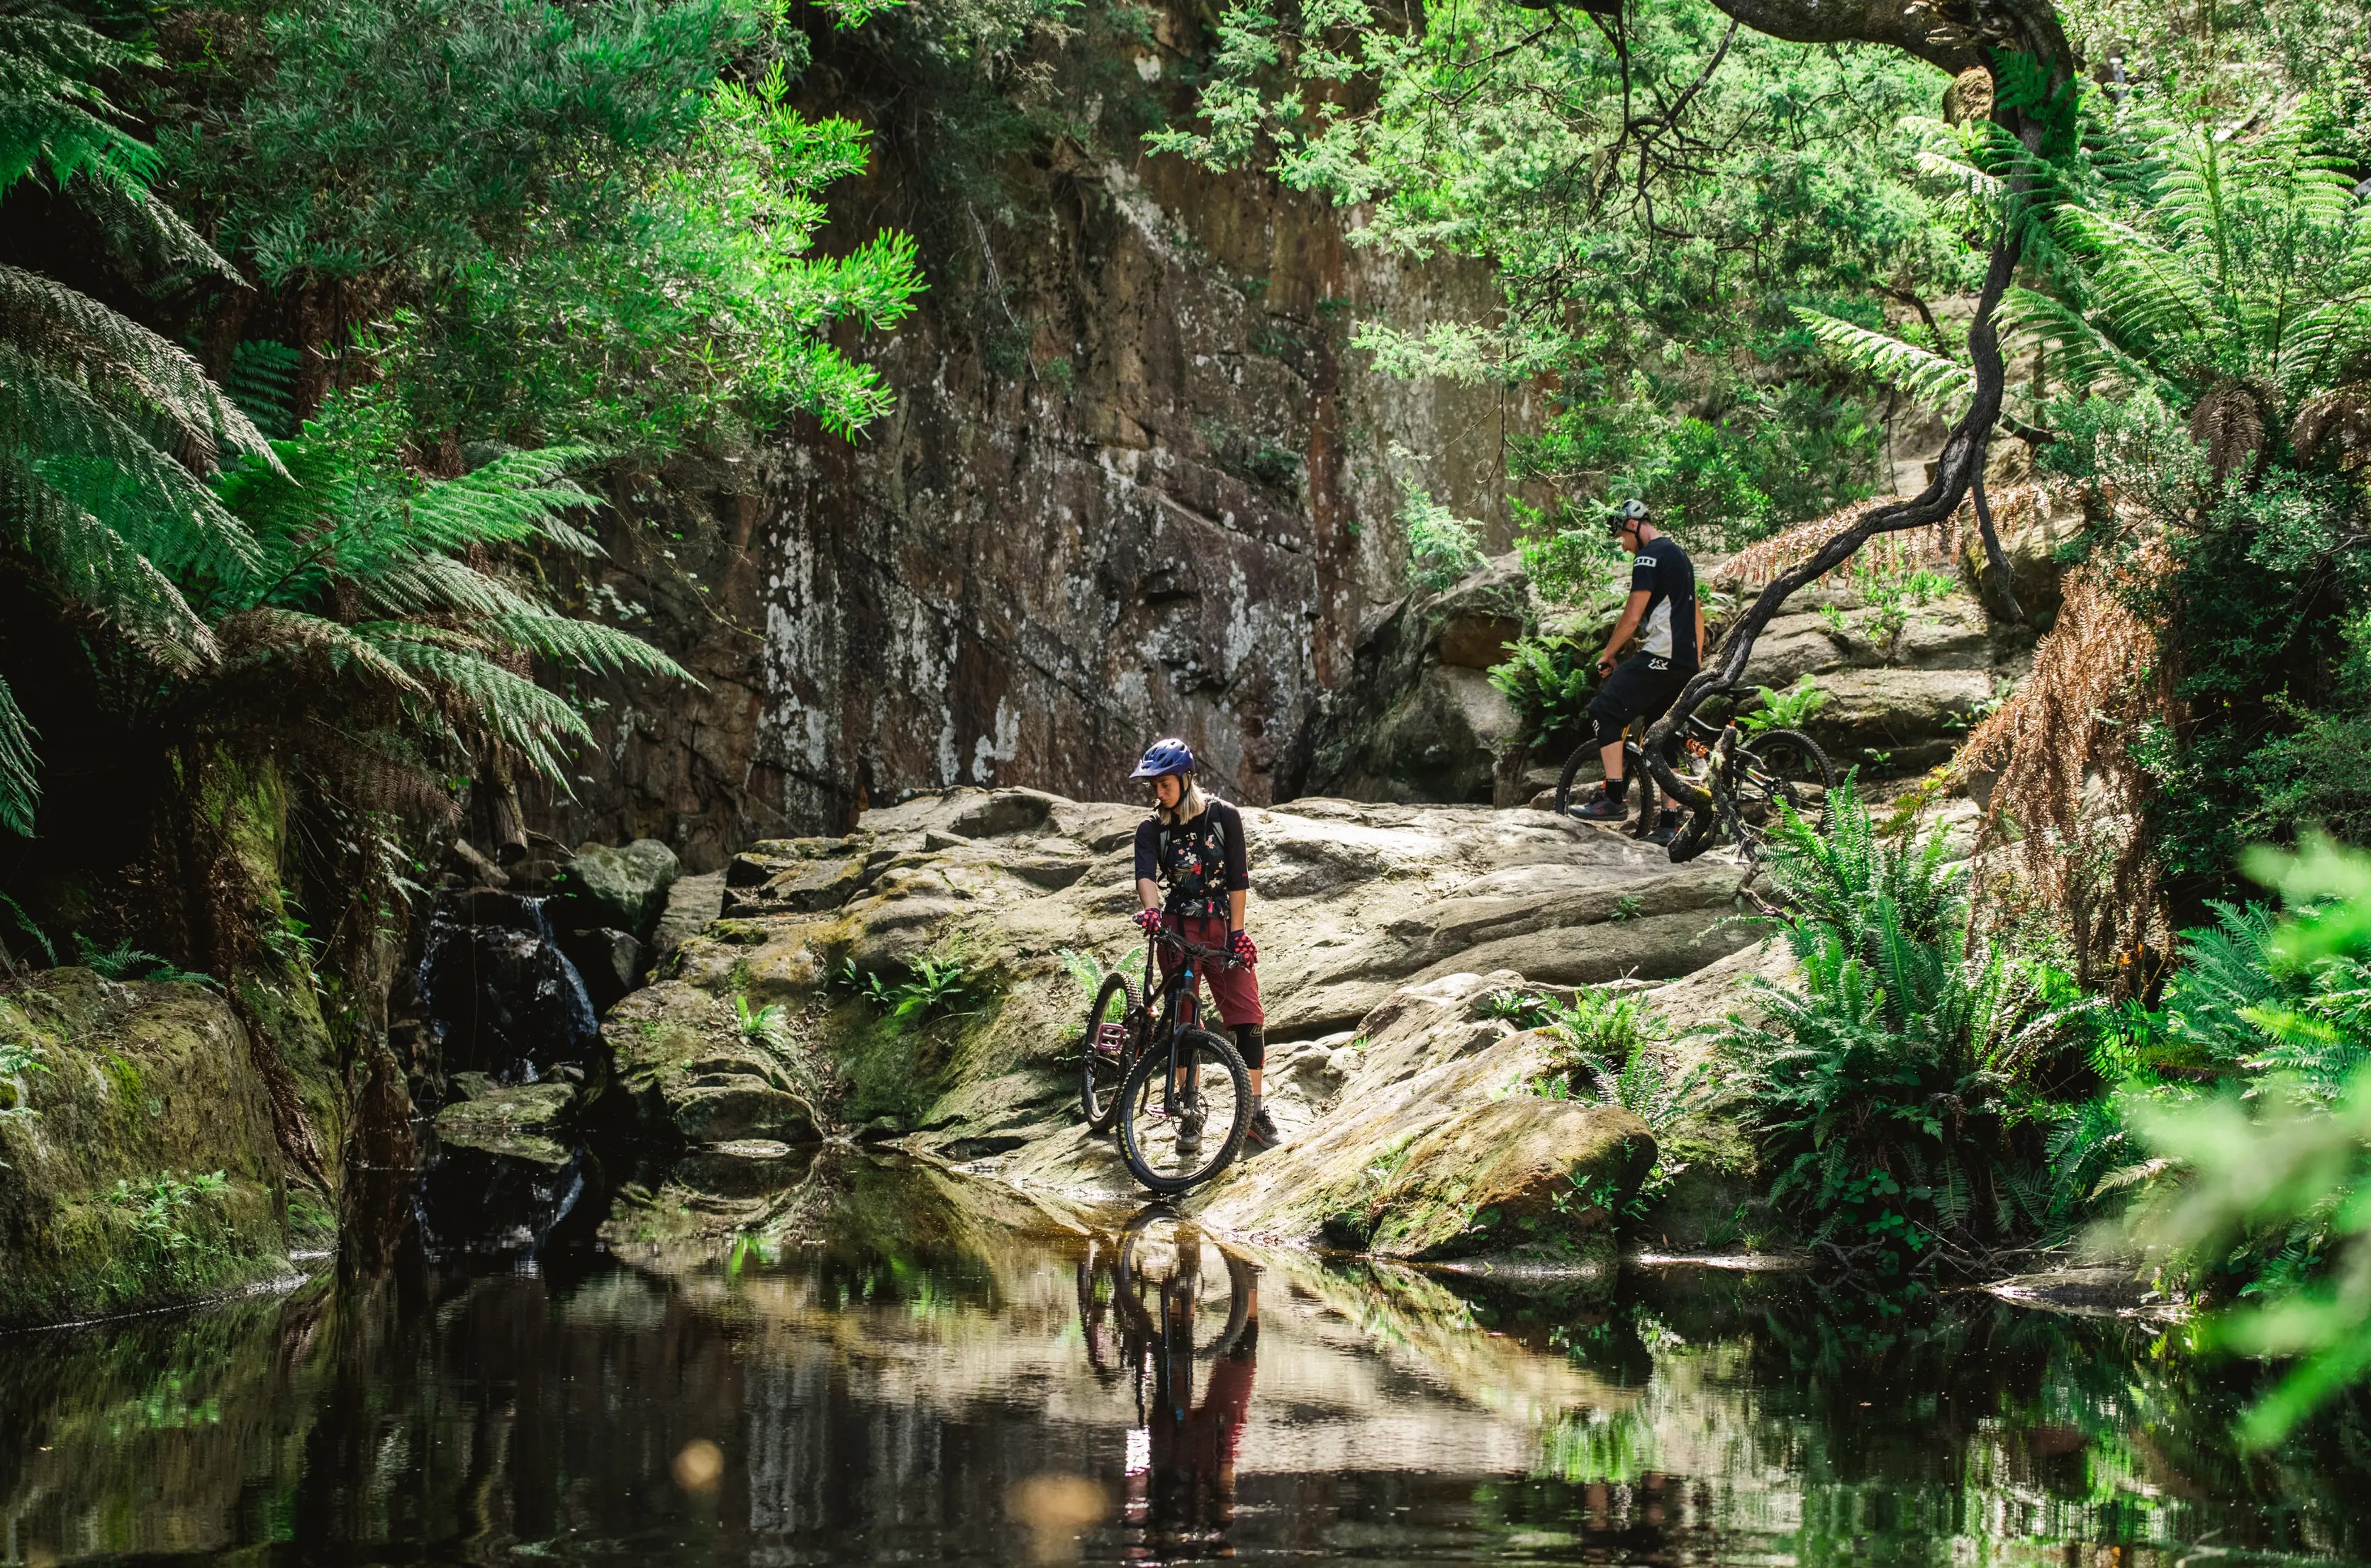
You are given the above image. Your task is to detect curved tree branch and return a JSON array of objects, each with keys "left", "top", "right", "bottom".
[{"left": 1631, "top": 0, "right": 2075, "bottom": 861}]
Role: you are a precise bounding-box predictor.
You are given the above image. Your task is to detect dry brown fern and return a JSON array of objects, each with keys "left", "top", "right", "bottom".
[
  {"left": 1715, "top": 483, "right": 2060, "bottom": 590},
  {"left": 1951, "top": 549, "right": 2176, "bottom": 988}
]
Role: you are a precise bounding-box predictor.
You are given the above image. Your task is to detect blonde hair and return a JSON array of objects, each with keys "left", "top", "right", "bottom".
[{"left": 1156, "top": 775, "right": 1209, "bottom": 827}]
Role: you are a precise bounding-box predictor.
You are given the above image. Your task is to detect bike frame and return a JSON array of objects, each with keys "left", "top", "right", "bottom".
[{"left": 1135, "top": 926, "right": 1239, "bottom": 1122}]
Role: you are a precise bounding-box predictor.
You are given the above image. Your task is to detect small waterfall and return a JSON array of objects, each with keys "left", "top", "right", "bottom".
[{"left": 415, "top": 889, "right": 601, "bottom": 1083}]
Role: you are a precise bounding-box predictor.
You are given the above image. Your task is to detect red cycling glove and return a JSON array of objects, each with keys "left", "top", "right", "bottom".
[
  {"left": 1133, "top": 909, "right": 1166, "bottom": 936},
  {"left": 1229, "top": 930, "right": 1258, "bottom": 968}
]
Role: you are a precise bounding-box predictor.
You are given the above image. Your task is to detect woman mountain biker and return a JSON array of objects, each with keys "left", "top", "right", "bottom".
[
  {"left": 1129, "top": 739, "right": 1282, "bottom": 1153},
  {"left": 1572, "top": 498, "right": 1707, "bottom": 847}
]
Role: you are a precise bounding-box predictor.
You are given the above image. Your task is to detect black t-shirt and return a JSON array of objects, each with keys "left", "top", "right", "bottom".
[
  {"left": 1629, "top": 534, "right": 1698, "bottom": 668},
  {"left": 1132, "top": 800, "right": 1251, "bottom": 920}
]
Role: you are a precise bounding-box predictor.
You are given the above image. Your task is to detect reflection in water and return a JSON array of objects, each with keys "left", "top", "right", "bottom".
[{"left": 1, "top": 1150, "right": 2369, "bottom": 1567}]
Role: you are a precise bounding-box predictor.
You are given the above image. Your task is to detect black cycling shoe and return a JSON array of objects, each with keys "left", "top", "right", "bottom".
[
  {"left": 1644, "top": 808, "right": 1683, "bottom": 847},
  {"left": 1244, "top": 1102, "right": 1283, "bottom": 1153},
  {"left": 1572, "top": 783, "right": 1629, "bottom": 822}
]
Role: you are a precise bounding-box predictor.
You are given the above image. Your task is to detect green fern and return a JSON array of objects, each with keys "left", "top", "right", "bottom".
[
  {"left": 224, "top": 340, "right": 303, "bottom": 439},
  {"left": 1791, "top": 308, "right": 1976, "bottom": 414}
]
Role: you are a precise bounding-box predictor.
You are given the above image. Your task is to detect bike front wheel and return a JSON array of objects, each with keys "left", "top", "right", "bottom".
[
  {"left": 1736, "top": 727, "right": 1837, "bottom": 836},
  {"left": 1115, "top": 1029, "right": 1250, "bottom": 1194},
  {"left": 1079, "top": 973, "right": 1141, "bottom": 1132}
]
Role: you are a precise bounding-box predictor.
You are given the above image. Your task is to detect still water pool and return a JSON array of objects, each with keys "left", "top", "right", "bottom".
[{"left": 3, "top": 1150, "right": 2366, "bottom": 1566}]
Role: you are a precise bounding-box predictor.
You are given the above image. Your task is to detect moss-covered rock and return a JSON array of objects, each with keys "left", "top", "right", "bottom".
[
  {"left": 433, "top": 1080, "right": 577, "bottom": 1164},
  {"left": 0, "top": 970, "right": 296, "bottom": 1328},
  {"left": 601, "top": 982, "right": 822, "bottom": 1146}
]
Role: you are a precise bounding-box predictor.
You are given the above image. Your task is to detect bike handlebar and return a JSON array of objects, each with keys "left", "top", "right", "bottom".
[{"left": 1145, "top": 926, "right": 1244, "bottom": 970}]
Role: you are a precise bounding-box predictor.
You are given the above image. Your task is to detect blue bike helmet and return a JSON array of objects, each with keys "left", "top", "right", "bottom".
[{"left": 1130, "top": 738, "right": 1195, "bottom": 779}]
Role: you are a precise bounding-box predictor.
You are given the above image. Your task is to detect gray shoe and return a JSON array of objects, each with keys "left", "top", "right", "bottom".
[{"left": 1173, "top": 1105, "right": 1205, "bottom": 1155}]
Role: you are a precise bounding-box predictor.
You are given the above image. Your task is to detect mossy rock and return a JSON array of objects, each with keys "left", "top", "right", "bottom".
[
  {"left": 1363, "top": 1097, "right": 1654, "bottom": 1261},
  {"left": 434, "top": 1081, "right": 577, "bottom": 1165},
  {"left": 0, "top": 972, "right": 296, "bottom": 1328}
]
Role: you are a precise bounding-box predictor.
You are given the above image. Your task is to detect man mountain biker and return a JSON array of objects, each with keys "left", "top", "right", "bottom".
[
  {"left": 1129, "top": 739, "right": 1281, "bottom": 1153},
  {"left": 1572, "top": 499, "right": 1707, "bottom": 847}
]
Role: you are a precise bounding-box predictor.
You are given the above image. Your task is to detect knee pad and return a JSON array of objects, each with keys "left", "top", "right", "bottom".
[{"left": 1234, "top": 1024, "right": 1265, "bottom": 1070}]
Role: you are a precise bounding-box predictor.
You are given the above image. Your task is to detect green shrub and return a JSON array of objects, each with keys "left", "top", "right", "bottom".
[
  {"left": 1487, "top": 636, "right": 1598, "bottom": 747},
  {"left": 1738, "top": 675, "right": 1829, "bottom": 734},
  {"left": 1400, "top": 481, "right": 1486, "bottom": 592},
  {"left": 1717, "top": 780, "right": 2070, "bottom": 1271}
]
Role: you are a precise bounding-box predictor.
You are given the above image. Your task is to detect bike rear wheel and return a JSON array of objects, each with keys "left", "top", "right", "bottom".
[
  {"left": 1115, "top": 1029, "right": 1250, "bottom": 1194},
  {"left": 1736, "top": 727, "right": 1837, "bottom": 836},
  {"left": 1079, "top": 973, "right": 1141, "bottom": 1132}
]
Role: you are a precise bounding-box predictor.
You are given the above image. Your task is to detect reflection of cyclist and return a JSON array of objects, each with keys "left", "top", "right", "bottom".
[
  {"left": 1117, "top": 1225, "right": 1259, "bottom": 1552},
  {"left": 1573, "top": 500, "right": 1706, "bottom": 846},
  {"left": 1128, "top": 739, "right": 1281, "bottom": 1153}
]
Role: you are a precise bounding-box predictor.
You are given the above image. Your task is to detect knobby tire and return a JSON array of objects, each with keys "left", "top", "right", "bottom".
[
  {"left": 1115, "top": 1029, "right": 1249, "bottom": 1195},
  {"left": 1079, "top": 972, "right": 1140, "bottom": 1132}
]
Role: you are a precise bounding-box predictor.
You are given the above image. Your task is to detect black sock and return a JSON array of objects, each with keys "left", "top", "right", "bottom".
[{"left": 1604, "top": 775, "right": 1627, "bottom": 800}]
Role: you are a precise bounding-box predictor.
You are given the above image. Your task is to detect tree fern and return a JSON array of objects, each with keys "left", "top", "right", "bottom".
[{"left": 1791, "top": 308, "right": 1975, "bottom": 415}]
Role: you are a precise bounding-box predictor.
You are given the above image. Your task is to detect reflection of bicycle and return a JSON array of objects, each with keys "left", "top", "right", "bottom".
[
  {"left": 1076, "top": 931, "right": 1251, "bottom": 1194},
  {"left": 1101, "top": 1209, "right": 1258, "bottom": 1552},
  {"left": 1553, "top": 707, "right": 1836, "bottom": 853}
]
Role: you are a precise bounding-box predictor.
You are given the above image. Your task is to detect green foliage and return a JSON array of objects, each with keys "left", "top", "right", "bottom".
[
  {"left": 1514, "top": 508, "right": 1619, "bottom": 605},
  {"left": 1152, "top": 0, "right": 1934, "bottom": 541},
  {"left": 838, "top": 951, "right": 982, "bottom": 1027},
  {"left": 1718, "top": 781, "right": 2070, "bottom": 1270},
  {"left": 2119, "top": 842, "right": 2371, "bottom": 1446},
  {"left": 1399, "top": 479, "right": 1485, "bottom": 593},
  {"left": 1738, "top": 675, "right": 1829, "bottom": 735},
  {"left": 70, "top": 934, "right": 218, "bottom": 989},
  {"left": 0, "top": 1035, "right": 47, "bottom": 1133},
  {"left": 157, "top": 2, "right": 922, "bottom": 452},
  {"left": 1486, "top": 634, "right": 1597, "bottom": 748},
  {"left": 735, "top": 993, "right": 791, "bottom": 1051},
  {"left": 108, "top": 1170, "right": 235, "bottom": 1286},
  {"left": 1054, "top": 946, "right": 1107, "bottom": 997}
]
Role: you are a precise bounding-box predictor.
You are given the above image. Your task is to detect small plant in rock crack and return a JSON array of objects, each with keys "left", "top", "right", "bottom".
[
  {"left": 1610, "top": 895, "right": 1644, "bottom": 924},
  {"left": 1054, "top": 946, "right": 1108, "bottom": 998},
  {"left": 71, "top": 934, "right": 218, "bottom": 987},
  {"left": 837, "top": 953, "right": 981, "bottom": 1027},
  {"left": 111, "top": 1171, "right": 235, "bottom": 1282},
  {"left": 0, "top": 1036, "right": 48, "bottom": 1165},
  {"left": 1738, "top": 675, "right": 1830, "bottom": 736},
  {"left": 734, "top": 994, "right": 791, "bottom": 1051}
]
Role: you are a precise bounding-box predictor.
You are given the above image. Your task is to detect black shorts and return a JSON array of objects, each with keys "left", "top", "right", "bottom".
[{"left": 1588, "top": 654, "right": 1693, "bottom": 742}]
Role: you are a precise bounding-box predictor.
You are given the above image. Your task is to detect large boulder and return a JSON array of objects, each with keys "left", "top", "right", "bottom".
[
  {"left": 0, "top": 970, "right": 295, "bottom": 1328},
  {"left": 601, "top": 982, "right": 822, "bottom": 1146},
  {"left": 557, "top": 838, "right": 681, "bottom": 939},
  {"left": 1305, "top": 556, "right": 1532, "bottom": 804},
  {"left": 649, "top": 870, "right": 726, "bottom": 970},
  {"left": 623, "top": 786, "right": 1754, "bottom": 1255},
  {"left": 433, "top": 1079, "right": 576, "bottom": 1164}
]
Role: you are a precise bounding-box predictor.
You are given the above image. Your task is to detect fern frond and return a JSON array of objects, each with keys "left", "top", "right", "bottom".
[
  {"left": 0, "top": 456, "right": 217, "bottom": 669},
  {"left": 406, "top": 448, "right": 605, "bottom": 555},
  {"left": 479, "top": 613, "right": 694, "bottom": 681},
  {"left": 213, "top": 607, "right": 428, "bottom": 697},
  {"left": 0, "top": 673, "right": 37, "bottom": 836},
  {"left": 367, "top": 631, "right": 593, "bottom": 784},
  {"left": 0, "top": 265, "right": 279, "bottom": 473},
  {"left": 1791, "top": 308, "right": 1973, "bottom": 413},
  {"left": 2049, "top": 208, "right": 2223, "bottom": 357},
  {"left": 1999, "top": 286, "right": 2160, "bottom": 397}
]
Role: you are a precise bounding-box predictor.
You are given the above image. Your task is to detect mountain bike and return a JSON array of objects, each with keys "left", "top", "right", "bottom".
[
  {"left": 1076, "top": 929, "right": 1252, "bottom": 1194},
  {"left": 1553, "top": 708, "right": 1837, "bottom": 851}
]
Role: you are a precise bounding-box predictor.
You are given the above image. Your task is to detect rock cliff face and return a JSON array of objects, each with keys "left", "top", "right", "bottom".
[{"left": 523, "top": 6, "right": 1527, "bottom": 862}]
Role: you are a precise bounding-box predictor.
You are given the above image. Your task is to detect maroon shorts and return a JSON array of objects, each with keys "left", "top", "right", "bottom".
[{"left": 1156, "top": 914, "right": 1264, "bottom": 1028}]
